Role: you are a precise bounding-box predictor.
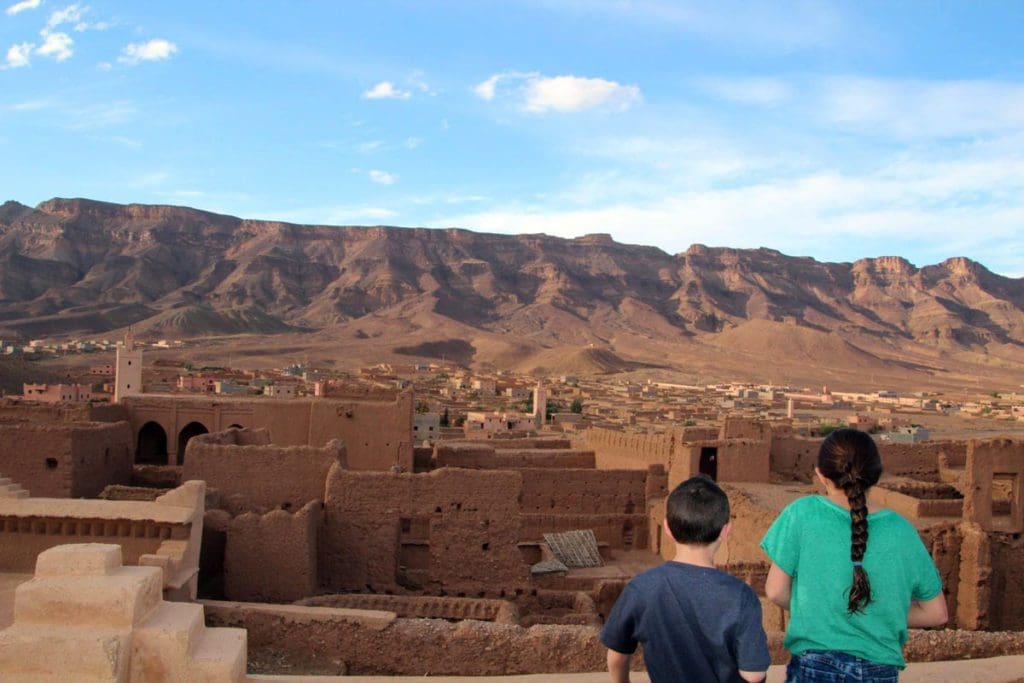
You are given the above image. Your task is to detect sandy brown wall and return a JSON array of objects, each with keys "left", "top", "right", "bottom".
[
  {"left": 989, "top": 534, "right": 1024, "bottom": 631},
  {"left": 69, "top": 422, "right": 133, "bottom": 497},
  {"left": 225, "top": 501, "right": 320, "bottom": 602},
  {"left": 769, "top": 435, "right": 821, "bottom": 481},
  {"left": 520, "top": 513, "right": 648, "bottom": 549},
  {"left": 518, "top": 469, "right": 646, "bottom": 515},
  {"left": 881, "top": 440, "right": 967, "bottom": 480},
  {"left": 583, "top": 427, "right": 676, "bottom": 471},
  {"left": 322, "top": 466, "right": 526, "bottom": 595},
  {"left": 436, "top": 445, "right": 595, "bottom": 469},
  {"left": 182, "top": 434, "right": 343, "bottom": 513}
]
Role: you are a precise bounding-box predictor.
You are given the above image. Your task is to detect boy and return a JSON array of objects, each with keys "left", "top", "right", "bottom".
[{"left": 600, "top": 475, "right": 770, "bottom": 682}]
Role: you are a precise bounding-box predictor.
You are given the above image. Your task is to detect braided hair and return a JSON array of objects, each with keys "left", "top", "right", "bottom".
[{"left": 817, "top": 429, "right": 883, "bottom": 613}]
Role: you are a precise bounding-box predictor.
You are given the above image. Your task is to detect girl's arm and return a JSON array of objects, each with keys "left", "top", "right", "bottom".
[
  {"left": 765, "top": 562, "right": 792, "bottom": 610},
  {"left": 908, "top": 593, "right": 948, "bottom": 628}
]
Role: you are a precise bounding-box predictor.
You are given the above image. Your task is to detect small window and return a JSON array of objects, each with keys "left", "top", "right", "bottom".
[{"left": 45, "top": 458, "right": 58, "bottom": 469}]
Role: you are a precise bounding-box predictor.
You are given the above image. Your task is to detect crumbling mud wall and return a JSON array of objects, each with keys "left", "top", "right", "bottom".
[
  {"left": 322, "top": 466, "right": 526, "bottom": 595},
  {"left": 0, "top": 420, "right": 132, "bottom": 498},
  {"left": 881, "top": 441, "right": 967, "bottom": 480},
  {"left": 435, "top": 444, "right": 596, "bottom": 469},
  {"left": 299, "top": 593, "right": 518, "bottom": 623},
  {"left": 671, "top": 440, "right": 770, "bottom": 486},
  {"left": 225, "top": 501, "right": 320, "bottom": 603},
  {"left": 989, "top": 534, "right": 1024, "bottom": 631},
  {"left": 518, "top": 469, "right": 646, "bottom": 514},
  {"left": 182, "top": 429, "right": 344, "bottom": 513},
  {"left": 119, "top": 393, "right": 413, "bottom": 471},
  {"left": 583, "top": 427, "right": 676, "bottom": 470},
  {"left": 720, "top": 416, "right": 771, "bottom": 441},
  {"left": 519, "top": 513, "right": 648, "bottom": 549},
  {"left": 769, "top": 435, "right": 821, "bottom": 482}
]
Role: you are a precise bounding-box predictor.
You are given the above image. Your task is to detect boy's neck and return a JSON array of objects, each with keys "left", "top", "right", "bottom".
[{"left": 672, "top": 541, "right": 720, "bottom": 568}]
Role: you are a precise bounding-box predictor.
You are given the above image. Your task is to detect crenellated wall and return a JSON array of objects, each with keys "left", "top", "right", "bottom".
[
  {"left": 225, "top": 501, "right": 320, "bottom": 603},
  {"left": 182, "top": 429, "right": 345, "bottom": 514}
]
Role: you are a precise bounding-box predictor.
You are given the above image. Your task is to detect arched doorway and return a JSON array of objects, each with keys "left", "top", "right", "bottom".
[
  {"left": 136, "top": 422, "right": 169, "bottom": 465},
  {"left": 228, "top": 423, "right": 244, "bottom": 429},
  {"left": 177, "top": 421, "right": 209, "bottom": 465},
  {"left": 699, "top": 446, "right": 718, "bottom": 481}
]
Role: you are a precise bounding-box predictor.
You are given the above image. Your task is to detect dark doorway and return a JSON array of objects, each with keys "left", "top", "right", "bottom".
[
  {"left": 699, "top": 446, "right": 718, "bottom": 481},
  {"left": 176, "top": 421, "right": 209, "bottom": 465},
  {"left": 136, "top": 422, "right": 169, "bottom": 465}
]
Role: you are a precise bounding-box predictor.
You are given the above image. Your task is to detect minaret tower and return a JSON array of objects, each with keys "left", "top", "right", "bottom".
[
  {"left": 532, "top": 381, "right": 547, "bottom": 429},
  {"left": 114, "top": 329, "right": 142, "bottom": 403}
]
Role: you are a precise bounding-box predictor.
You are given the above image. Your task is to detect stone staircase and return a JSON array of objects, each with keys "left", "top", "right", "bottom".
[
  {"left": 0, "top": 474, "right": 28, "bottom": 499},
  {"left": 0, "top": 543, "right": 247, "bottom": 682}
]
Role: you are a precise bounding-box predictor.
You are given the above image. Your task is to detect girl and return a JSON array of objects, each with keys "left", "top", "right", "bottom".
[{"left": 761, "top": 429, "right": 947, "bottom": 682}]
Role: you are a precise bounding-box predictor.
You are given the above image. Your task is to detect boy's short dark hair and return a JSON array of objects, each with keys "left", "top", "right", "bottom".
[{"left": 666, "top": 475, "right": 730, "bottom": 545}]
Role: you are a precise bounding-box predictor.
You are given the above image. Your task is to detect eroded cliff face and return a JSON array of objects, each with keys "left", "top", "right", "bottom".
[{"left": 1, "top": 197, "right": 1023, "bottom": 356}]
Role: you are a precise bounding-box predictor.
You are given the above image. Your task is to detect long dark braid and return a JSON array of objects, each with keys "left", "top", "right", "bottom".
[{"left": 818, "top": 429, "right": 882, "bottom": 614}]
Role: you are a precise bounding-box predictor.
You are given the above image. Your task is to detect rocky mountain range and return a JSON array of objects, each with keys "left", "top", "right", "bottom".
[{"left": 2, "top": 197, "right": 1023, "bottom": 389}]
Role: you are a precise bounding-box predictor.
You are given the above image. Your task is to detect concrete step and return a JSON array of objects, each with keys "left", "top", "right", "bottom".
[
  {"left": 14, "top": 566, "right": 164, "bottom": 629},
  {"left": 189, "top": 626, "right": 248, "bottom": 683},
  {"left": 130, "top": 601, "right": 207, "bottom": 682},
  {"left": 0, "top": 623, "right": 130, "bottom": 681}
]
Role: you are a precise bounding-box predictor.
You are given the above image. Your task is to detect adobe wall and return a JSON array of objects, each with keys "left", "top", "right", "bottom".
[
  {"left": 0, "top": 420, "right": 132, "bottom": 498},
  {"left": 435, "top": 444, "right": 596, "bottom": 469},
  {"left": 299, "top": 593, "right": 518, "bottom": 624},
  {"left": 769, "top": 435, "right": 821, "bottom": 482},
  {"left": 671, "top": 440, "right": 770, "bottom": 487},
  {"left": 989, "top": 533, "right": 1024, "bottom": 631},
  {"left": 0, "top": 401, "right": 94, "bottom": 423},
  {"left": 720, "top": 416, "right": 771, "bottom": 441},
  {"left": 518, "top": 469, "right": 646, "bottom": 515},
  {"left": 322, "top": 466, "right": 527, "bottom": 595},
  {"left": 583, "top": 427, "right": 676, "bottom": 470},
  {"left": 203, "top": 601, "right": 617, "bottom": 675},
  {"left": 225, "top": 501, "right": 320, "bottom": 603},
  {"left": 119, "top": 393, "right": 413, "bottom": 471},
  {"left": 881, "top": 440, "right": 967, "bottom": 480},
  {"left": 489, "top": 438, "right": 572, "bottom": 450},
  {"left": 520, "top": 513, "right": 648, "bottom": 550},
  {"left": 182, "top": 429, "right": 344, "bottom": 514}
]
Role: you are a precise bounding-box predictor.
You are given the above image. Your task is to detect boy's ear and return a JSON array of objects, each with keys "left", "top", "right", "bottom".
[
  {"left": 718, "top": 521, "right": 732, "bottom": 543},
  {"left": 662, "top": 518, "right": 672, "bottom": 538}
]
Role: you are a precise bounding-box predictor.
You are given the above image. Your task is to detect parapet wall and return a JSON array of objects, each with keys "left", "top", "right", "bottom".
[
  {"left": 0, "top": 420, "right": 133, "bottom": 498},
  {"left": 183, "top": 430, "right": 345, "bottom": 513},
  {"left": 583, "top": 427, "right": 676, "bottom": 470},
  {"left": 225, "top": 501, "right": 320, "bottom": 603},
  {"left": 436, "top": 444, "right": 596, "bottom": 469},
  {"left": 119, "top": 393, "right": 413, "bottom": 471},
  {"left": 299, "top": 593, "right": 519, "bottom": 623},
  {"left": 518, "top": 468, "right": 646, "bottom": 514},
  {"left": 881, "top": 440, "right": 967, "bottom": 480}
]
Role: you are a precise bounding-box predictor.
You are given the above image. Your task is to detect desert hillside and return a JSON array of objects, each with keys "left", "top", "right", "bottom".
[{"left": 2, "top": 197, "right": 1023, "bottom": 391}]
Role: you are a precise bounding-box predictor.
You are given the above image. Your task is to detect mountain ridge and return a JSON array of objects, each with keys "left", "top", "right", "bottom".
[{"left": 2, "top": 197, "right": 1023, "bottom": 387}]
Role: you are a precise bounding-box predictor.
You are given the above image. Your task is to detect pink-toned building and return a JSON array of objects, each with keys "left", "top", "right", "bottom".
[
  {"left": 177, "top": 374, "right": 219, "bottom": 393},
  {"left": 21, "top": 383, "right": 92, "bottom": 403}
]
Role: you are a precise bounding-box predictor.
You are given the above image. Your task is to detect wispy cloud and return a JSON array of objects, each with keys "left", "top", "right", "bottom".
[
  {"left": 5, "top": 0, "right": 40, "bottom": 16},
  {"left": 4, "top": 42, "right": 33, "bottom": 68},
  {"left": 362, "top": 81, "right": 411, "bottom": 100},
  {"left": 475, "top": 71, "right": 641, "bottom": 113},
  {"left": 368, "top": 169, "right": 396, "bottom": 185},
  {"left": 117, "top": 38, "right": 178, "bottom": 65},
  {"left": 697, "top": 76, "right": 792, "bottom": 107},
  {"left": 45, "top": 3, "right": 84, "bottom": 30},
  {"left": 64, "top": 100, "right": 137, "bottom": 129},
  {"left": 404, "top": 136, "right": 422, "bottom": 149}
]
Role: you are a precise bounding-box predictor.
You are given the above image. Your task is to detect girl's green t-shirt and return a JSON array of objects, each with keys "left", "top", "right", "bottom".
[{"left": 760, "top": 495, "right": 943, "bottom": 668}]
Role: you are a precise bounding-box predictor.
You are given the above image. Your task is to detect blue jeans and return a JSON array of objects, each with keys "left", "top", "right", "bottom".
[{"left": 786, "top": 650, "right": 899, "bottom": 682}]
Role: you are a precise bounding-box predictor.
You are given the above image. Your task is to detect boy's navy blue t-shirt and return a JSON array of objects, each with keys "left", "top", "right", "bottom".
[{"left": 600, "top": 561, "right": 770, "bottom": 683}]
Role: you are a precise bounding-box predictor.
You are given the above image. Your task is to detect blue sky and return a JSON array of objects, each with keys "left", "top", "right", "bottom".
[{"left": 2, "top": 1, "right": 1024, "bottom": 275}]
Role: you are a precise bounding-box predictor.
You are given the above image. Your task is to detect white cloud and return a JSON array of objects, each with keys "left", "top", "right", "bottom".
[
  {"left": 404, "top": 136, "right": 422, "bottom": 149},
  {"left": 474, "top": 74, "right": 502, "bottom": 100},
  {"left": 697, "top": 76, "right": 792, "bottom": 107},
  {"left": 362, "top": 81, "right": 410, "bottom": 100},
  {"left": 36, "top": 32, "right": 73, "bottom": 61},
  {"left": 475, "top": 72, "right": 641, "bottom": 113},
  {"left": 357, "top": 140, "right": 384, "bottom": 153},
  {"left": 4, "top": 42, "right": 33, "bottom": 68},
  {"left": 117, "top": 38, "right": 178, "bottom": 65},
  {"left": 46, "top": 3, "right": 85, "bottom": 30},
  {"left": 524, "top": 75, "right": 641, "bottom": 112},
  {"left": 5, "top": 0, "right": 40, "bottom": 15},
  {"left": 369, "top": 170, "right": 396, "bottom": 185}
]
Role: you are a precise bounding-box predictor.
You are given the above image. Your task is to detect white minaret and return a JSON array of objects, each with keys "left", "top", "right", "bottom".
[
  {"left": 532, "top": 381, "right": 547, "bottom": 429},
  {"left": 114, "top": 329, "right": 142, "bottom": 403}
]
